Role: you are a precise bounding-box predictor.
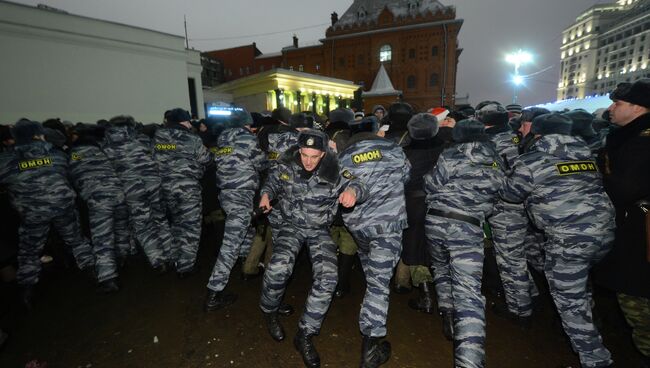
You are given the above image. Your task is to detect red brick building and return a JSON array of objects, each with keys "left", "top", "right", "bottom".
[{"left": 205, "top": 0, "right": 463, "bottom": 112}]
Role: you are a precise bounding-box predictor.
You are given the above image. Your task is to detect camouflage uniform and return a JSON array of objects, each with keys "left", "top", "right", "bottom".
[
  {"left": 259, "top": 146, "right": 342, "bottom": 334},
  {"left": 486, "top": 126, "right": 537, "bottom": 317},
  {"left": 153, "top": 125, "right": 211, "bottom": 272},
  {"left": 424, "top": 140, "right": 504, "bottom": 368},
  {"left": 102, "top": 123, "right": 171, "bottom": 268},
  {"left": 338, "top": 133, "right": 410, "bottom": 337},
  {"left": 68, "top": 137, "right": 129, "bottom": 282},
  {"left": 500, "top": 133, "right": 615, "bottom": 368},
  {"left": 207, "top": 127, "right": 265, "bottom": 292},
  {"left": 0, "top": 141, "right": 95, "bottom": 285}
]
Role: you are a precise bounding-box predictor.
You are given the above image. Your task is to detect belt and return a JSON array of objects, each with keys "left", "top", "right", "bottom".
[{"left": 427, "top": 208, "right": 481, "bottom": 227}]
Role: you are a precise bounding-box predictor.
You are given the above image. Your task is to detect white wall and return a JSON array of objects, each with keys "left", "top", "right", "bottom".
[{"left": 0, "top": 1, "right": 202, "bottom": 124}]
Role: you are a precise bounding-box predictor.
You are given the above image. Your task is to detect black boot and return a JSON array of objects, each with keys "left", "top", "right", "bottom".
[
  {"left": 97, "top": 277, "right": 120, "bottom": 294},
  {"left": 441, "top": 311, "right": 454, "bottom": 341},
  {"left": 293, "top": 329, "right": 320, "bottom": 368},
  {"left": 408, "top": 282, "right": 434, "bottom": 314},
  {"left": 21, "top": 285, "right": 35, "bottom": 310},
  {"left": 491, "top": 302, "right": 532, "bottom": 329},
  {"left": 263, "top": 312, "right": 285, "bottom": 342},
  {"left": 278, "top": 302, "right": 294, "bottom": 317},
  {"left": 360, "top": 335, "right": 391, "bottom": 368},
  {"left": 204, "top": 290, "right": 237, "bottom": 311},
  {"left": 335, "top": 254, "right": 355, "bottom": 298}
]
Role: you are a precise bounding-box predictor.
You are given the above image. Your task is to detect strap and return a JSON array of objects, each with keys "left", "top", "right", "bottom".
[{"left": 427, "top": 208, "right": 481, "bottom": 227}]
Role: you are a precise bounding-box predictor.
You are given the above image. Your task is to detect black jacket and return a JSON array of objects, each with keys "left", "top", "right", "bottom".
[{"left": 595, "top": 112, "right": 650, "bottom": 298}]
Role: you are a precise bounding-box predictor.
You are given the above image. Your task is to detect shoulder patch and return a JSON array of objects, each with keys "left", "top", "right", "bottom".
[
  {"left": 154, "top": 143, "right": 177, "bottom": 151},
  {"left": 342, "top": 170, "right": 355, "bottom": 180},
  {"left": 351, "top": 149, "right": 383, "bottom": 165},
  {"left": 512, "top": 136, "right": 521, "bottom": 144},
  {"left": 555, "top": 160, "right": 598, "bottom": 175},
  {"left": 214, "top": 146, "right": 233, "bottom": 156},
  {"left": 640, "top": 128, "right": 650, "bottom": 137},
  {"left": 279, "top": 172, "right": 291, "bottom": 181},
  {"left": 18, "top": 157, "right": 52, "bottom": 170},
  {"left": 71, "top": 153, "right": 82, "bottom": 161},
  {"left": 268, "top": 151, "right": 280, "bottom": 160}
]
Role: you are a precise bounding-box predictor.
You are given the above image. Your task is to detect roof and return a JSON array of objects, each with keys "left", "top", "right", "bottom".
[
  {"left": 333, "top": 0, "right": 451, "bottom": 30},
  {"left": 362, "top": 64, "right": 401, "bottom": 97}
]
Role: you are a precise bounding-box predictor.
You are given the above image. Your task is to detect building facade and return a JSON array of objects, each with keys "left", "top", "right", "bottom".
[
  {"left": 558, "top": 0, "right": 650, "bottom": 100},
  {"left": 205, "top": 0, "right": 463, "bottom": 113},
  {"left": 0, "top": 1, "right": 205, "bottom": 123}
]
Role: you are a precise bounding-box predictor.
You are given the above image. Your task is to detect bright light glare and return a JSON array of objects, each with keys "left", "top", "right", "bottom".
[
  {"left": 512, "top": 75, "right": 524, "bottom": 85},
  {"left": 505, "top": 50, "right": 533, "bottom": 66}
]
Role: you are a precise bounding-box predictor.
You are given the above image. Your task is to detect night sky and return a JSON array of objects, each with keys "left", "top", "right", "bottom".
[{"left": 11, "top": 0, "right": 612, "bottom": 107}]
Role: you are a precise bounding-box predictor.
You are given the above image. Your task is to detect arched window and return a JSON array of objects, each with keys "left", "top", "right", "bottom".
[
  {"left": 379, "top": 45, "right": 392, "bottom": 62},
  {"left": 429, "top": 73, "right": 439, "bottom": 87},
  {"left": 407, "top": 75, "right": 417, "bottom": 89}
]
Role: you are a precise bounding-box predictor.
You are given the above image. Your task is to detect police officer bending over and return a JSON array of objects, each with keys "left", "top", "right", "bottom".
[{"left": 258, "top": 129, "right": 358, "bottom": 368}]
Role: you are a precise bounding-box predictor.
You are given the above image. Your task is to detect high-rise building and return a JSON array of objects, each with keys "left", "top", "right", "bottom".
[{"left": 558, "top": 0, "right": 650, "bottom": 100}]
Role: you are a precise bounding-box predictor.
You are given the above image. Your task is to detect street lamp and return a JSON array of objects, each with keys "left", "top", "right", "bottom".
[{"left": 505, "top": 50, "right": 533, "bottom": 103}]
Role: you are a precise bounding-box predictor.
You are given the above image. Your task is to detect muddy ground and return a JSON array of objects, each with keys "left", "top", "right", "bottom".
[{"left": 0, "top": 224, "right": 643, "bottom": 368}]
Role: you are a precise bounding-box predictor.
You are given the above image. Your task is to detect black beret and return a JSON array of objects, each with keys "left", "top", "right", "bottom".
[
  {"left": 452, "top": 119, "right": 488, "bottom": 143},
  {"left": 610, "top": 79, "right": 650, "bottom": 108},
  {"left": 408, "top": 113, "right": 439, "bottom": 140},
  {"left": 563, "top": 109, "right": 596, "bottom": 138},
  {"left": 297, "top": 129, "right": 328, "bottom": 151},
  {"left": 11, "top": 119, "right": 45, "bottom": 145},
  {"left": 328, "top": 108, "right": 355, "bottom": 125},
  {"left": 531, "top": 113, "right": 573, "bottom": 136},
  {"left": 349, "top": 115, "right": 379, "bottom": 134},
  {"left": 166, "top": 108, "right": 191, "bottom": 124},
  {"left": 271, "top": 107, "right": 292, "bottom": 124}
]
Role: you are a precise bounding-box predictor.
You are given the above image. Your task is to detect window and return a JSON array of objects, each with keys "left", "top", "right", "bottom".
[
  {"left": 298, "top": 65, "right": 304, "bottom": 72},
  {"left": 260, "top": 65, "right": 265, "bottom": 72},
  {"left": 315, "top": 64, "right": 320, "bottom": 71},
  {"left": 407, "top": 75, "right": 416, "bottom": 89},
  {"left": 379, "top": 44, "right": 392, "bottom": 62},
  {"left": 431, "top": 46, "right": 438, "bottom": 56},
  {"left": 429, "top": 73, "right": 439, "bottom": 87},
  {"left": 409, "top": 48, "right": 416, "bottom": 59},
  {"left": 339, "top": 57, "right": 345, "bottom": 67}
]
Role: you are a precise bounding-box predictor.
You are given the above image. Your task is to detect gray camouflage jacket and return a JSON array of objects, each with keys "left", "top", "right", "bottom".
[
  {"left": 152, "top": 124, "right": 211, "bottom": 185},
  {"left": 500, "top": 134, "right": 615, "bottom": 237},
  {"left": 68, "top": 137, "right": 125, "bottom": 204},
  {"left": 213, "top": 127, "right": 265, "bottom": 191}
]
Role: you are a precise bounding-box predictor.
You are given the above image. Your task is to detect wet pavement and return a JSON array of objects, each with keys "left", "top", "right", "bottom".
[{"left": 0, "top": 225, "right": 643, "bottom": 368}]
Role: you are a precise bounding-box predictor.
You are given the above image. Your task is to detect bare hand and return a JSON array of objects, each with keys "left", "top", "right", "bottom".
[
  {"left": 259, "top": 193, "right": 272, "bottom": 213},
  {"left": 338, "top": 189, "right": 357, "bottom": 208}
]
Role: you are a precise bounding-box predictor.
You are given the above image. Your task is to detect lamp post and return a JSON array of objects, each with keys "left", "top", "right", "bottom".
[{"left": 505, "top": 50, "right": 533, "bottom": 104}]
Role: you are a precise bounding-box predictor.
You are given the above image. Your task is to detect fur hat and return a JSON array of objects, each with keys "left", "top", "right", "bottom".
[
  {"left": 475, "top": 103, "right": 508, "bottom": 127},
  {"left": 387, "top": 102, "right": 414, "bottom": 126},
  {"left": 290, "top": 113, "right": 312, "bottom": 129},
  {"left": 510, "top": 107, "right": 551, "bottom": 130},
  {"left": 328, "top": 108, "right": 355, "bottom": 125},
  {"left": 43, "top": 127, "right": 67, "bottom": 148},
  {"left": 531, "top": 113, "right": 573, "bottom": 136},
  {"left": 11, "top": 119, "right": 45, "bottom": 145},
  {"left": 610, "top": 79, "right": 650, "bottom": 108},
  {"left": 108, "top": 115, "right": 136, "bottom": 127},
  {"left": 349, "top": 115, "right": 379, "bottom": 134},
  {"left": 166, "top": 108, "right": 191, "bottom": 124},
  {"left": 408, "top": 113, "right": 439, "bottom": 140},
  {"left": 271, "top": 107, "right": 292, "bottom": 124},
  {"left": 298, "top": 129, "right": 328, "bottom": 151},
  {"left": 563, "top": 109, "right": 596, "bottom": 138},
  {"left": 452, "top": 119, "right": 488, "bottom": 143}
]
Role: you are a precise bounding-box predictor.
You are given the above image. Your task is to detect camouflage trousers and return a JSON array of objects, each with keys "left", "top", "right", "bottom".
[
  {"left": 544, "top": 234, "right": 613, "bottom": 368},
  {"left": 87, "top": 198, "right": 130, "bottom": 282},
  {"left": 489, "top": 201, "right": 536, "bottom": 317},
  {"left": 330, "top": 225, "right": 357, "bottom": 256},
  {"left": 162, "top": 182, "right": 202, "bottom": 273},
  {"left": 207, "top": 189, "right": 255, "bottom": 292},
  {"left": 122, "top": 179, "right": 172, "bottom": 268},
  {"left": 351, "top": 230, "right": 402, "bottom": 337},
  {"left": 526, "top": 226, "right": 546, "bottom": 274},
  {"left": 618, "top": 293, "right": 650, "bottom": 357},
  {"left": 260, "top": 225, "right": 338, "bottom": 335},
  {"left": 426, "top": 215, "right": 485, "bottom": 368},
  {"left": 17, "top": 205, "right": 95, "bottom": 285}
]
